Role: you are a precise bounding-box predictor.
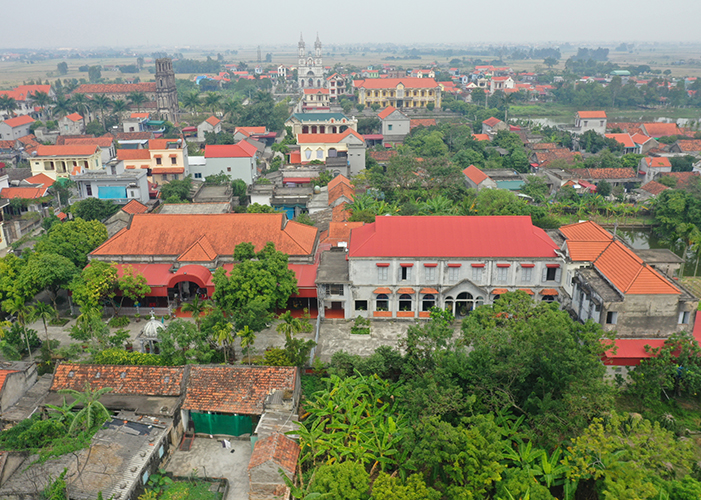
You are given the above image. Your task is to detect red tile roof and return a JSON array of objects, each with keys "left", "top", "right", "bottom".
[
  {"left": 640, "top": 181, "right": 669, "bottom": 196},
  {"left": 332, "top": 202, "right": 350, "bottom": 222},
  {"left": 533, "top": 149, "right": 579, "bottom": 165},
  {"left": 321, "top": 221, "right": 364, "bottom": 246},
  {"left": 303, "top": 88, "right": 330, "bottom": 94},
  {"left": 2, "top": 115, "right": 34, "bottom": 128},
  {"left": 65, "top": 112, "right": 83, "bottom": 122},
  {"left": 204, "top": 116, "right": 221, "bottom": 127},
  {"left": 16, "top": 133, "right": 37, "bottom": 145},
  {"left": 328, "top": 178, "right": 355, "bottom": 206},
  {"left": 532, "top": 143, "right": 558, "bottom": 150},
  {"left": 182, "top": 365, "right": 298, "bottom": 415},
  {"left": 0, "top": 140, "right": 15, "bottom": 149},
  {"left": 472, "top": 134, "right": 490, "bottom": 141},
  {"left": 410, "top": 119, "right": 436, "bottom": 129},
  {"left": 349, "top": 216, "right": 558, "bottom": 259},
  {"left": 631, "top": 133, "right": 653, "bottom": 145},
  {"left": 73, "top": 83, "right": 156, "bottom": 94},
  {"left": 607, "top": 122, "right": 643, "bottom": 135},
  {"left": 130, "top": 112, "right": 150, "bottom": 119},
  {"left": 369, "top": 150, "right": 398, "bottom": 162},
  {"left": 355, "top": 78, "right": 440, "bottom": 89},
  {"left": 51, "top": 363, "right": 186, "bottom": 396},
  {"left": 463, "top": 165, "right": 489, "bottom": 185},
  {"left": 482, "top": 117, "right": 503, "bottom": 127},
  {"left": 577, "top": 111, "right": 607, "bottom": 119},
  {"left": 121, "top": 199, "right": 149, "bottom": 215},
  {"left": 659, "top": 172, "right": 701, "bottom": 189},
  {"left": 248, "top": 433, "right": 300, "bottom": 473},
  {"left": 35, "top": 144, "right": 99, "bottom": 157},
  {"left": 113, "top": 131, "right": 152, "bottom": 140},
  {"left": 176, "top": 235, "right": 218, "bottom": 262},
  {"left": 204, "top": 142, "right": 256, "bottom": 158},
  {"left": 117, "top": 149, "right": 151, "bottom": 161},
  {"left": 642, "top": 122, "right": 682, "bottom": 138},
  {"left": 235, "top": 126, "right": 266, "bottom": 137},
  {"left": 91, "top": 213, "right": 318, "bottom": 258}
]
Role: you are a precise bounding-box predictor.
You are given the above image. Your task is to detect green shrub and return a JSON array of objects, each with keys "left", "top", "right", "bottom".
[
  {"left": 92, "top": 348, "right": 168, "bottom": 366},
  {"left": 108, "top": 316, "right": 130, "bottom": 328},
  {"left": 350, "top": 316, "right": 371, "bottom": 335}
]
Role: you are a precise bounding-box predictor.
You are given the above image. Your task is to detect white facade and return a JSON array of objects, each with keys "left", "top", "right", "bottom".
[
  {"left": 71, "top": 167, "right": 150, "bottom": 204},
  {"left": 297, "top": 34, "right": 325, "bottom": 89},
  {"left": 193, "top": 156, "right": 257, "bottom": 184},
  {"left": 0, "top": 120, "right": 32, "bottom": 141}
]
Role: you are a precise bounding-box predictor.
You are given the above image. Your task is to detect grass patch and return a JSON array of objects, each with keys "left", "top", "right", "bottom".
[
  {"left": 160, "top": 481, "right": 223, "bottom": 500},
  {"left": 616, "top": 394, "right": 701, "bottom": 436},
  {"left": 301, "top": 373, "right": 326, "bottom": 399}
]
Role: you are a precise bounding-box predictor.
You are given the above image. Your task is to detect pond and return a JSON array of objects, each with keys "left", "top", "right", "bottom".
[{"left": 616, "top": 228, "right": 701, "bottom": 277}]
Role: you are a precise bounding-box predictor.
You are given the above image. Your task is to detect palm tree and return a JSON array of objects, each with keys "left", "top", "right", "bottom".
[
  {"left": 181, "top": 90, "right": 201, "bottom": 113},
  {"left": 58, "top": 383, "right": 112, "bottom": 435},
  {"left": 33, "top": 302, "right": 57, "bottom": 357},
  {"left": 180, "top": 295, "right": 212, "bottom": 331},
  {"left": 2, "top": 299, "right": 35, "bottom": 361},
  {"left": 203, "top": 92, "right": 221, "bottom": 113},
  {"left": 237, "top": 325, "right": 256, "bottom": 365},
  {"left": 215, "top": 321, "right": 235, "bottom": 363},
  {"left": 52, "top": 95, "right": 72, "bottom": 118},
  {"left": 91, "top": 94, "right": 112, "bottom": 127},
  {"left": 128, "top": 91, "right": 147, "bottom": 113},
  {"left": 0, "top": 95, "right": 17, "bottom": 118},
  {"left": 221, "top": 97, "right": 241, "bottom": 121},
  {"left": 31, "top": 90, "right": 52, "bottom": 115},
  {"left": 276, "top": 310, "right": 312, "bottom": 341},
  {"left": 111, "top": 99, "right": 129, "bottom": 120},
  {"left": 69, "top": 93, "right": 91, "bottom": 118}
]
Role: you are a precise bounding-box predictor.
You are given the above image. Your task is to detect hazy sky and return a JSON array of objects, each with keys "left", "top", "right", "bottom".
[{"left": 5, "top": 0, "right": 701, "bottom": 49}]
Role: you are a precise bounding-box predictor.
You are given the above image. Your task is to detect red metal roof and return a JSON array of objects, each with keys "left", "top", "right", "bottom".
[
  {"left": 204, "top": 142, "right": 256, "bottom": 158},
  {"left": 577, "top": 111, "right": 607, "bottom": 118},
  {"left": 463, "top": 165, "right": 489, "bottom": 184},
  {"left": 348, "top": 216, "right": 558, "bottom": 259}
]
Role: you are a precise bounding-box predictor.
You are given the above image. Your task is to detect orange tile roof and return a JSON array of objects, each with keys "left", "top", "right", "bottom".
[
  {"left": 236, "top": 126, "right": 266, "bottom": 137},
  {"left": 2, "top": 115, "right": 34, "bottom": 128},
  {"left": 562, "top": 221, "right": 680, "bottom": 295},
  {"left": 65, "top": 112, "right": 83, "bottom": 122},
  {"left": 605, "top": 133, "right": 636, "bottom": 149},
  {"left": 182, "top": 365, "right": 297, "bottom": 415},
  {"left": 176, "top": 235, "right": 218, "bottom": 262},
  {"left": 642, "top": 122, "right": 682, "bottom": 138},
  {"left": 321, "top": 221, "right": 364, "bottom": 246},
  {"left": 420, "top": 287, "right": 438, "bottom": 294},
  {"left": 674, "top": 139, "right": 701, "bottom": 152},
  {"left": 410, "top": 119, "right": 436, "bottom": 129},
  {"left": 472, "top": 134, "right": 490, "bottom": 141},
  {"left": 577, "top": 111, "right": 607, "bottom": 118},
  {"left": 73, "top": 82, "right": 156, "bottom": 94},
  {"left": 0, "top": 140, "right": 15, "bottom": 149},
  {"left": 303, "top": 88, "right": 329, "bottom": 94},
  {"left": 332, "top": 202, "right": 350, "bottom": 222},
  {"left": 248, "top": 433, "right": 300, "bottom": 473},
  {"left": 117, "top": 149, "right": 151, "bottom": 161},
  {"left": 0, "top": 187, "right": 46, "bottom": 200},
  {"left": 561, "top": 220, "right": 614, "bottom": 242},
  {"left": 205, "top": 115, "right": 221, "bottom": 127},
  {"left": 532, "top": 143, "right": 558, "bottom": 150},
  {"left": 492, "top": 288, "right": 509, "bottom": 295},
  {"left": 51, "top": 363, "right": 185, "bottom": 396},
  {"left": 151, "top": 167, "right": 184, "bottom": 174},
  {"left": 643, "top": 157, "right": 672, "bottom": 168},
  {"left": 566, "top": 168, "right": 637, "bottom": 179},
  {"left": 130, "top": 112, "right": 150, "bottom": 119},
  {"left": 121, "top": 199, "right": 149, "bottom": 215},
  {"left": 91, "top": 213, "right": 318, "bottom": 258},
  {"left": 35, "top": 144, "right": 98, "bottom": 157},
  {"left": 0, "top": 370, "right": 17, "bottom": 391},
  {"left": 534, "top": 149, "right": 579, "bottom": 165},
  {"left": 640, "top": 181, "right": 669, "bottom": 196},
  {"left": 114, "top": 131, "right": 152, "bottom": 140},
  {"left": 24, "top": 173, "right": 55, "bottom": 188},
  {"left": 659, "top": 171, "right": 701, "bottom": 188},
  {"left": 540, "top": 288, "right": 559, "bottom": 295},
  {"left": 607, "top": 122, "right": 643, "bottom": 135},
  {"left": 63, "top": 136, "right": 114, "bottom": 148},
  {"left": 463, "top": 165, "right": 489, "bottom": 185},
  {"left": 327, "top": 174, "right": 351, "bottom": 192},
  {"left": 374, "top": 287, "right": 392, "bottom": 294},
  {"left": 16, "top": 133, "right": 37, "bottom": 145},
  {"left": 483, "top": 117, "right": 503, "bottom": 127},
  {"left": 369, "top": 150, "right": 398, "bottom": 162},
  {"left": 356, "top": 77, "right": 440, "bottom": 89},
  {"left": 377, "top": 106, "right": 397, "bottom": 119},
  {"left": 297, "top": 128, "right": 364, "bottom": 144},
  {"left": 632, "top": 133, "right": 653, "bottom": 144},
  {"left": 149, "top": 138, "right": 179, "bottom": 150}
]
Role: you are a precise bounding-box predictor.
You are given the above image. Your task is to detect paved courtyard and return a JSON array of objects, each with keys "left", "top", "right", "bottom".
[{"left": 164, "top": 436, "right": 252, "bottom": 500}]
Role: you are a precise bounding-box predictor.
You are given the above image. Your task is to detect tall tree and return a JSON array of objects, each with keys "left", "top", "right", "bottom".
[
  {"left": 128, "top": 91, "right": 147, "bottom": 112},
  {"left": 17, "top": 253, "right": 78, "bottom": 309},
  {"left": 90, "top": 94, "right": 112, "bottom": 127},
  {"left": 58, "top": 384, "right": 112, "bottom": 435},
  {"left": 34, "top": 218, "right": 108, "bottom": 268},
  {"left": 0, "top": 95, "right": 17, "bottom": 117}
]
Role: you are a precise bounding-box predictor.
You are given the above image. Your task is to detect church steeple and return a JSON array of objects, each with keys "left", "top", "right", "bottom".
[{"left": 314, "top": 33, "right": 322, "bottom": 58}]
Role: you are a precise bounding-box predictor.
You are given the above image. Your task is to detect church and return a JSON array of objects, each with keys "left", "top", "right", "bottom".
[{"left": 298, "top": 34, "right": 325, "bottom": 89}]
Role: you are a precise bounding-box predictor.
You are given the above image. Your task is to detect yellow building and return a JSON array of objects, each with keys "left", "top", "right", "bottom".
[
  {"left": 355, "top": 78, "right": 442, "bottom": 109},
  {"left": 116, "top": 138, "right": 189, "bottom": 183},
  {"left": 31, "top": 145, "right": 102, "bottom": 180}
]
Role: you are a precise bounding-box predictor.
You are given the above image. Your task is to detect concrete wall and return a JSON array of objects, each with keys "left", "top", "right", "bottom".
[
  {"left": 195, "top": 156, "right": 256, "bottom": 184},
  {"left": 249, "top": 462, "right": 291, "bottom": 500},
  {"left": 1, "top": 365, "right": 37, "bottom": 413},
  {"left": 0, "top": 123, "right": 32, "bottom": 141},
  {"left": 347, "top": 144, "right": 366, "bottom": 177},
  {"left": 381, "top": 115, "right": 410, "bottom": 140},
  {"left": 603, "top": 295, "right": 696, "bottom": 338}
]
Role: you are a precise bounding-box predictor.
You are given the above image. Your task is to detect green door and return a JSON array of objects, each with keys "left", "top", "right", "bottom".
[{"left": 190, "top": 411, "right": 253, "bottom": 436}]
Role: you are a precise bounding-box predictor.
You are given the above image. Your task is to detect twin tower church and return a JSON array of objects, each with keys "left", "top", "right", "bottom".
[{"left": 297, "top": 33, "right": 326, "bottom": 89}]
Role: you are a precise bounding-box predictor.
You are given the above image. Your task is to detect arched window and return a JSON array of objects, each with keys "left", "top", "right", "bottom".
[
  {"left": 317, "top": 80, "right": 321, "bottom": 87},
  {"left": 422, "top": 294, "right": 435, "bottom": 311},
  {"left": 399, "top": 294, "right": 413, "bottom": 311},
  {"left": 311, "top": 125, "right": 317, "bottom": 134},
  {"left": 475, "top": 296, "right": 484, "bottom": 308},
  {"left": 300, "top": 80, "right": 305, "bottom": 88},
  {"left": 309, "top": 78, "right": 314, "bottom": 87},
  {"left": 376, "top": 294, "right": 389, "bottom": 311},
  {"left": 542, "top": 295, "right": 556, "bottom": 303},
  {"left": 302, "top": 126, "right": 309, "bottom": 134},
  {"left": 319, "top": 126, "right": 325, "bottom": 133},
  {"left": 316, "top": 148, "right": 324, "bottom": 159}
]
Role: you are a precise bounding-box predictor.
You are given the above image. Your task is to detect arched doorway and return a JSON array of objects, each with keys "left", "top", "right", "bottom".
[
  {"left": 455, "top": 292, "right": 474, "bottom": 318},
  {"left": 445, "top": 296, "right": 454, "bottom": 315}
]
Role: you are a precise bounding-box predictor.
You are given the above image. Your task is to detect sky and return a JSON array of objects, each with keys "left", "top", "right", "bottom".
[{"left": 5, "top": 0, "right": 701, "bottom": 49}]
